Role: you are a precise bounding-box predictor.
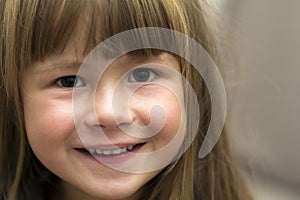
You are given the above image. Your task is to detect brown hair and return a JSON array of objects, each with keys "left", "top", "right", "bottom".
[{"left": 0, "top": 0, "right": 252, "bottom": 199}]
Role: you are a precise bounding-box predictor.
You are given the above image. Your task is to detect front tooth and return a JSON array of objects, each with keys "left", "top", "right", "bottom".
[
  {"left": 127, "top": 145, "right": 134, "bottom": 150},
  {"left": 121, "top": 147, "right": 127, "bottom": 152},
  {"left": 96, "top": 149, "right": 103, "bottom": 155},
  {"left": 103, "top": 150, "right": 112, "bottom": 155},
  {"left": 112, "top": 149, "right": 122, "bottom": 155}
]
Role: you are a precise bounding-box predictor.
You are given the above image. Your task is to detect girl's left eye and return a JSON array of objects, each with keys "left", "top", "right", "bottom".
[
  {"left": 56, "top": 75, "right": 85, "bottom": 88},
  {"left": 128, "top": 68, "right": 158, "bottom": 82}
]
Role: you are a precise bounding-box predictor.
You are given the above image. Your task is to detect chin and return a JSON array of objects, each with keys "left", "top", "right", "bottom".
[
  {"left": 87, "top": 188, "right": 141, "bottom": 200},
  {"left": 65, "top": 179, "right": 144, "bottom": 200}
]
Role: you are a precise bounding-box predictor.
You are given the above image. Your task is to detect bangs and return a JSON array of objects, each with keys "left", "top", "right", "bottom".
[{"left": 29, "top": 0, "right": 188, "bottom": 62}]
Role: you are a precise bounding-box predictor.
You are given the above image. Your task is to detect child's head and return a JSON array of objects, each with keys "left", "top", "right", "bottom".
[{"left": 0, "top": 0, "right": 252, "bottom": 200}]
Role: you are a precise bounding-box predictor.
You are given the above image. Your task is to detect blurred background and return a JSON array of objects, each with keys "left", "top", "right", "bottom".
[{"left": 215, "top": 0, "right": 300, "bottom": 199}]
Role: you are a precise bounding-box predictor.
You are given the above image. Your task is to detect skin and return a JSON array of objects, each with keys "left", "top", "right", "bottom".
[{"left": 22, "top": 40, "right": 185, "bottom": 200}]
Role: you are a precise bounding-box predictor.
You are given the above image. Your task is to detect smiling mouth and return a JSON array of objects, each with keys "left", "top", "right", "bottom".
[{"left": 77, "top": 143, "right": 146, "bottom": 156}]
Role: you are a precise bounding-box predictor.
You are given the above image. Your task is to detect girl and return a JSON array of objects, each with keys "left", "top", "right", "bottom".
[{"left": 0, "top": 0, "right": 252, "bottom": 199}]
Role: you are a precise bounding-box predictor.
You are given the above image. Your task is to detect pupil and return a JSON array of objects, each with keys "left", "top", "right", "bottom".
[
  {"left": 133, "top": 69, "right": 150, "bottom": 82},
  {"left": 61, "top": 76, "right": 77, "bottom": 87}
]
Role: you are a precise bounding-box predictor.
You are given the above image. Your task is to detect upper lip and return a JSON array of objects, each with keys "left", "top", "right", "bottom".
[{"left": 75, "top": 142, "right": 146, "bottom": 150}]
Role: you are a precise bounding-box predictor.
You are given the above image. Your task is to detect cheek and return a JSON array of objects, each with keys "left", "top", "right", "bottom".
[
  {"left": 154, "top": 96, "right": 184, "bottom": 149},
  {"left": 24, "top": 97, "right": 74, "bottom": 159},
  {"left": 132, "top": 86, "right": 184, "bottom": 147}
]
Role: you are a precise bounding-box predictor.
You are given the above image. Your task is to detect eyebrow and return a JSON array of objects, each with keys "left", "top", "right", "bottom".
[{"left": 34, "top": 61, "right": 82, "bottom": 74}]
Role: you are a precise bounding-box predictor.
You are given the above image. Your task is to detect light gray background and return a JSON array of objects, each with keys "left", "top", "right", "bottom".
[{"left": 217, "top": 0, "right": 300, "bottom": 199}]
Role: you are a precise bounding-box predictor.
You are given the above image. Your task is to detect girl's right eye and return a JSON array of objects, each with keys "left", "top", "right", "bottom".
[{"left": 56, "top": 75, "right": 85, "bottom": 88}]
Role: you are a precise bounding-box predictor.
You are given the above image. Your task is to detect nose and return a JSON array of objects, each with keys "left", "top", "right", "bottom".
[{"left": 89, "top": 82, "right": 132, "bottom": 129}]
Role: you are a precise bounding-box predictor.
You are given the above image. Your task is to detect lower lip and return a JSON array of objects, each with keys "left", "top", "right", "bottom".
[{"left": 75, "top": 143, "right": 145, "bottom": 165}]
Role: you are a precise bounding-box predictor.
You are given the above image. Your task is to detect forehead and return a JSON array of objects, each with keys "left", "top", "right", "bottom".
[{"left": 32, "top": 50, "right": 179, "bottom": 75}]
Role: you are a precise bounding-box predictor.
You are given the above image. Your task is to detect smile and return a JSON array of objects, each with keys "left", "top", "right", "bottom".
[
  {"left": 83, "top": 143, "right": 145, "bottom": 156},
  {"left": 87, "top": 145, "right": 133, "bottom": 156}
]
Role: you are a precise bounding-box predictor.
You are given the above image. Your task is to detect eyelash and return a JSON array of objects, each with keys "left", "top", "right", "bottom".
[
  {"left": 127, "top": 68, "right": 158, "bottom": 83},
  {"left": 55, "top": 75, "right": 85, "bottom": 88}
]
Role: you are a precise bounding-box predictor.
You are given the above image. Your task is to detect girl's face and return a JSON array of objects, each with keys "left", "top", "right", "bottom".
[{"left": 22, "top": 40, "right": 185, "bottom": 199}]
